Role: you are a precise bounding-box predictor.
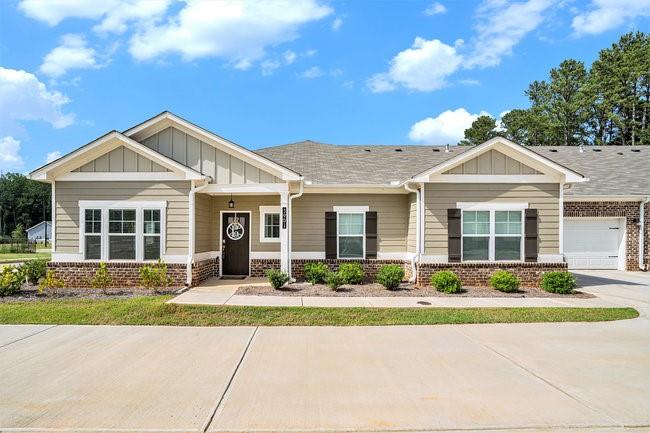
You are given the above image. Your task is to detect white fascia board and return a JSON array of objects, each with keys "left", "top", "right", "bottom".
[
  {"left": 123, "top": 112, "right": 301, "bottom": 181},
  {"left": 426, "top": 174, "right": 560, "bottom": 183},
  {"left": 55, "top": 172, "right": 191, "bottom": 182},
  {"left": 457, "top": 202, "right": 528, "bottom": 211},
  {"left": 201, "top": 183, "right": 288, "bottom": 195},
  {"left": 564, "top": 194, "right": 649, "bottom": 202},
  {"left": 303, "top": 184, "right": 407, "bottom": 194}
]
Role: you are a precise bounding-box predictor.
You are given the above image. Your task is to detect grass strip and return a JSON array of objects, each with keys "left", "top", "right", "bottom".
[{"left": 0, "top": 296, "right": 638, "bottom": 326}]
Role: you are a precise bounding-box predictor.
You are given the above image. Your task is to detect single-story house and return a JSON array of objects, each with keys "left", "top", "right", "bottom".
[
  {"left": 29, "top": 112, "right": 649, "bottom": 288},
  {"left": 26, "top": 221, "right": 52, "bottom": 242}
]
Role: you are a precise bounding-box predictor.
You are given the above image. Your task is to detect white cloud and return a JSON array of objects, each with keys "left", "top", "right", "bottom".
[
  {"left": 261, "top": 59, "right": 282, "bottom": 76},
  {"left": 572, "top": 0, "right": 650, "bottom": 35},
  {"left": 299, "top": 66, "right": 323, "bottom": 79},
  {"left": 408, "top": 108, "right": 490, "bottom": 144},
  {"left": 0, "top": 67, "right": 74, "bottom": 136},
  {"left": 367, "top": 37, "right": 463, "bottom": 93},
  {"left": 0, "top": 136, "right": 24, "bottom": 171},
  {"left": 45, "top": 150, "right": 62, "bottom": 163},
  {"left": 283, "top": 50, "right": 297, "bottom": 64},
  {"left": 331, "top": 17, "right": 343, "bottom": 30},
  {"left": 129, "top": 0, "right": 332, "bottom": 67},
  {"left": 40, "top": 34, "right": 99, "bottom": 78},
  {"left": 459, "top": 78, "right": 480, "bottom": 86},
  {"left": 424, "top": 2, "right": 447, "bottom": 15}
]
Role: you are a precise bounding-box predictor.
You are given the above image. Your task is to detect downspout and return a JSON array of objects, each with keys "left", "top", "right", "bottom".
[
  {"left": 404, "top": 182, "right": 420, "bottom": 283},
  {"left": 186, "top": 180, "right": 209, "bottom": 287},
  {"left": 640, "top": 197, "right": 649, "bottom": 271},
  {"left": 288, "top": 179, "right": 304, "bottom": 280}
]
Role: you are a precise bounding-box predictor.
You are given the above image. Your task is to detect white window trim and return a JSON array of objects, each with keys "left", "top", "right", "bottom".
[
  {"left": 79, "top": 201, "right": 167, "bottom": 262},
  {"left": 336, "top": 210, "right": 366, "bottom": 260},
  {"left": 334, "top": 206, "right": 369, "bottom": 213},
  {"left": 457, "top": 202, "right": 528, "bottom": 211},
  {"left": 461, "top": 208, "right": 525, "bottom": 262},
  {"left": 259, "top": 206, "right": 281, "bottom": 243}
]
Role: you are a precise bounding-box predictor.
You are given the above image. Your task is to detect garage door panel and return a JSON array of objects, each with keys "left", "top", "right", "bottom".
[{"left": 563, "top": 218, "right": 623, "bottom": 270}]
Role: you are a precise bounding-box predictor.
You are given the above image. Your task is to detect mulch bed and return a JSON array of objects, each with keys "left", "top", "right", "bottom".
[
  {"left": 235, "top": 282, "right": 593, "bottom": 298},
  {"left": 0, "top": 285, "right": 180, "bottom": 303}
]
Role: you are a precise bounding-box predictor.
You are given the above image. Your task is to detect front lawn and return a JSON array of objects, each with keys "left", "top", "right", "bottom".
[
  {"left": 0, "top": 296, "right": 638, "bottom": 326},
  {"left": 0, "top": 252, "right": 51, "bottom": 263}
]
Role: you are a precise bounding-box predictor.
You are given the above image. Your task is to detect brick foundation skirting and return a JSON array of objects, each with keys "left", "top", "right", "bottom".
[
  {"left": 192, "top": 258, "right": 219, "bottom": 285},
  {"left": 250, "top": 259, "right": 281, "bottom": 277},
  {"left": 417, "top": 262, "right": 567, "bottom": 288},
  {"left": 47, "top": 261, "right": 186, "bottom": 288},
  {"left": 291, "top": 259, "right": 412, "bottom": 282}
]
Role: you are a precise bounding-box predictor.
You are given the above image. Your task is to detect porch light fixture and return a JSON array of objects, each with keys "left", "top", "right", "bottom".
[{"left": 228, "top": 194, "right": 235, "bottom": 209}]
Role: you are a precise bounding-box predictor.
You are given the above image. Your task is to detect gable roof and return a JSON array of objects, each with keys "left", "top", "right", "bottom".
[{"left": 26, "top": 221, "right": 51, "bottom": 232}]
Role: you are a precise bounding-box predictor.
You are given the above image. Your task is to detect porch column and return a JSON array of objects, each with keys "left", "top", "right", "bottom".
[{"left": 280, "top": 191, "right": 289, "bottom": 274}]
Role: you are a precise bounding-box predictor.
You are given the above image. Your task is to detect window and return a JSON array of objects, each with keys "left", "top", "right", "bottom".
[
  {"left": 259, "top": 206, "right": 281, "bottom": 242},
  {"left": 462, "top": 211, "right": 489, "bottom": 260},
  {"left": 143, "top": 209, "right": 161, "bottom": 260},
  {"left": 109, "top": 209, "right": 136, "bottom": 260},
  {"left": 84, "top": 209, "right": 101, "bottom": 260},
  {"left": 338, "top": 213, "right": 364, "bottom": 258},
  {"left": 495, "top": 211, "right": 522, "bottom": 260},
  {"left": 461, "top": 207, "right": 524, "bottom": 262}
]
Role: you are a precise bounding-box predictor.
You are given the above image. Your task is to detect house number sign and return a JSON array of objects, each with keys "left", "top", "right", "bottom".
[
  {"left": 282, "top": 206, "right": 287, "bottom": 229},
  {"left": 226, "top": 222, "right": 245, "bottom": 241}
]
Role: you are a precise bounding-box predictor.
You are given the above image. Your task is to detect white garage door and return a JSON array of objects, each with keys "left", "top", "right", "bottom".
[{"left": 564, "top": 218, "right": 623, "bottom": 270}]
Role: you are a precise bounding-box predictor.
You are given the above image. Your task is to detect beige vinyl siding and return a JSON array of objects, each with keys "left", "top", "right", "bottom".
[
  {"left": 73, "top": 146, "right": 169, "bottom": 173},
  {"left": 407, "top": 192, "right": 417, "bottom": 253},
  {"left": 55, "top": 181, "right": 190, "bottom": 255},
  {"left": 291, "top": 194, "right": 410, "bottom": 253},
  {"left": 444, "top": 150, "right": 540, "bottom": 175},
  {"left": 423, "top": 183, "right": 560, "bottom": 256},
  {"left": 195, "top": 193, "right": 218, "bottom": 253}
]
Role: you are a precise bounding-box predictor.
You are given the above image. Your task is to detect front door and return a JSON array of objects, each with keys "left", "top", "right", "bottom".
[{"left": 222, "top": 212, "right": 250, "bottom": 275}]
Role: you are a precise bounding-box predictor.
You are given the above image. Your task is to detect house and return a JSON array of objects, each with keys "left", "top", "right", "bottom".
[
  {"left": 26, "top": 221, "right": 51, "bottom": 242},
  {"left": 29, "top": 112, "right": 649, "bottom": 288}
]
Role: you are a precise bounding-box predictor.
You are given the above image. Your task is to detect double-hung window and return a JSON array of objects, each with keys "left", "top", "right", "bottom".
[
  {"left": 259, "top": 206, "right": 281, "bottom": 243},
  {"left": 109, "top": 209, "right": 136, "bottom": 260},
  {"left": 143, "top": 209, "right": 161, "bottom": 260},
  {"left": 84, "top": 209, "right": 102, "bottom": 260},
  {"left": 460, "top": 204, "right": 524, "bottom": 262},
  {"left": 338, "top": 213, "right": 364, "bottom": 259}
]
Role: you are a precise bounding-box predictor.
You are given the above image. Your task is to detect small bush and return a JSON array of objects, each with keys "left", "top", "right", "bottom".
[
  {"left": 266, "top": 269, "right": 290, "bottom": 290},
  {"left": 541, "top": 271, "right": 576, "bottom": 294},
  {"left": 303, "top": 262, "right": 329, "bottom": 284},
  {"left": 139, "top": 260, "right": 173, "bottom": 293},
  {"left": 0, "top": 266, "right": 24, "bottom": 296},
  {"left": 22, "top": 259, "right": 48, "bottom": 284},
  {"left": 376, "top": 264, "right": 405, "bottom": 290},
  {"left": 431, "top": 270, "right": 462, "bottom": 294},
  {"left": 490, "top": 270, "right": 520, "bottom": 292},
  {"left": 38, "top": 270, "right": 64, "bottom": 296},
  {"left": 338, "top": 262, "right": 364, "bottom": 284},
  {"left": 325, "top": 271, "right": 343, "bottom": 291},
  {"left": 91, "top": 262, "right": 112, "bottom": 294}
]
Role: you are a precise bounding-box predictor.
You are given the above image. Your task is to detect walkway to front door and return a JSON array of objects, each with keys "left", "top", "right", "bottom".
[{"left": 221, "top": 212, "right": 250, "bottom": 276}]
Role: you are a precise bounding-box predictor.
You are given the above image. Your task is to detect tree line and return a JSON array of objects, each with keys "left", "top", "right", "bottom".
[
  {"left": 461, "top": 31, "right": 650, "bottom": 146},
  {"left": 0, "top": 173, "right": 51, "bottom": 239}
]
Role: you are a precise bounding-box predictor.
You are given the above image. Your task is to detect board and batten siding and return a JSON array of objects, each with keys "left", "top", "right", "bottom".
[
  {"left": 55, "top": 181, "right": 191, "bottom": 255},
  {"left": 141, "top": 127, "right": 281, "bottom": 184},
  {"left": 407, "top": 192, "right": 417, "bottom": 253},
  {"left": 423, "top": 183, "right": 560, "bottom": 256},
  {"left": 72, "top": 146, "right": 170, "bottom": 173},
  {"left": 291, "top": 194, "right": 410, "bottom": 253},
  {"left": 444, "top": 150, "right": 541, "bottom": 175}
]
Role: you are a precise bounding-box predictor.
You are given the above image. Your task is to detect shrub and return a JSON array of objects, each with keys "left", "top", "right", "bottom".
[
  {"left": 338, "top": 262, "right": 364, "bottom": 284},
  {"left": 303, "top": 262, "right": 329, "bottom": 284},
  {"left": 139, "top": 260, "right": 173, "bottom": 293},
  {"left": 489, "top": 270, "right": 520, "bottom": 292},
  {"left": 376, "top": 264, "right": 404, "bottom": 290},
  {"left": 91, "top": 262, "right": 112, "bottom": 294},
  {"left": 541, "top": 271, "right": 576, "bottom": 294},
  {"left": 430, "top": 270, "right": 462, "bottom": 294},
  {"left": 266, "top": 269, "right": 290, "bottom": 290},
  {"left": 0, "top": 266, "right": 24, "bottom": 296},
  {"left": 38, "top": 270, "right": 64, "bottom": 296},
  {"left": 325, "top": 271, "right": 343, "bottom": 291},
  {"left": 22, "top": 259, "right": 48, "bottom": 285}
]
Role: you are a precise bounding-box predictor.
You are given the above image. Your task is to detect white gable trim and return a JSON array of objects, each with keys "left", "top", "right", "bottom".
[
  {"left": 409, "top": 137, "right": 587, "bottom": 184},
  {"left": 29, "top": 131, "right": 207, "bottom": 182},
  {"left": 123, "top": 112, "right": 301, "bottom": 181}
]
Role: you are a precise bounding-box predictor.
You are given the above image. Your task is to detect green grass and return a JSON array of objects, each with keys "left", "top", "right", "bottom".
[
  {"left": 0, "top": 296, "right": 638, "bottom": 326},
  {"left": 0, "top": 252, "right": 51, "bottom": 263}
]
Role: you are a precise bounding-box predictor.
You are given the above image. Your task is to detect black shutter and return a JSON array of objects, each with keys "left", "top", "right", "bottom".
[
  {"left": 448, "top": 209, "right": 461, "bottom": 262},
  {"left": 365, "top": 211, "right": 377, "bottom": 259},
  {"left": 524, "top": 208, "right": 538, "bottom": 262},
  {"left": 325, "top": 212, "right": 337, "bottom": 259}
]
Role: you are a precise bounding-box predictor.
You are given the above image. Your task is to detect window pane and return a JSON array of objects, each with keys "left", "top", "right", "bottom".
[
  {"left": 272, "top": 226, "right": 280, "bottom": 238},
  {"left": 109, "top": 236, "right": 135, "bottom": 260},
  {"left": 263, "top": 213, "right": 280, "bottom": 239},
  {"left": 109, "top": 222, "right": 121, "bottom": 233},
  {"left": 123, "top": 221, "right": 136, "bottom": 234},
  {"left": 84, "top": 209, "right": 101, "bottom": 234},
  {"left": 144, "top": 236, "right": 161, "bottom": 260},
  {"left": 339, "top": 236, "right": 363, "bottom": 258},
  {"left": 463, "top": 237, "right": 489, "bottom": 260},
  {"left": 495, "top": 237, "right": 521, "bottom": 260},
  {"left": 463, "top": 211, "right": 489, "bottom": 235},
  {"left": 109, "top": 209, "right": 121, "bottom": 221},
  {"left": 85, "top": 235, "right": 101, "bottom": 260},
  {"left": 495, "top": 211, "right": 522, "bottom": 235},
  {"left": 339, "top": 213, "right": 363, "bottom": 235}
]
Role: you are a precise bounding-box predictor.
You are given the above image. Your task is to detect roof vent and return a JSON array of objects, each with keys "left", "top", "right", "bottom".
[
  {"left": 364, "top": 149, "right": 371, "bottom": 152},
  {"left": 445, "top": 144, "right": 450, "bottom": 153},
  {"left": 549, "top": 149, "right": 558, "bottom": 152},
  {"left": 592, "top": 148, "right": 602, "bottom": 152},
  {"left": 579, "top": 144, "right": 584, "bottom": 153},
  {"left": 432, "top": 148, "right": 440, "bottom": 152},
  {"left": 395, "top": 148, "right": 403, "bottom": 152},
  {"left": 631, "top": 149, "right": 641, "bottom": 152},
  {"left": 617, "top": 152, "right": 623, "bottom": 155}
]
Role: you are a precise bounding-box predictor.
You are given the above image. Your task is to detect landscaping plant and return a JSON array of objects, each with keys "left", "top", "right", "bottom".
[
  {"left": 325, "top": 271, "right": 343, "bottom": 291},
  {"left": 0, "top": 266, "right": 24, "bottom": 296},
  {"left": 139, "top": 259, "right": 173, "bottom": 293},
  {"left": 266, "top": 269, "right": 290, "bottom": 290},
  {"left": 541, "top": 271, "right": 576, "bottom": 294},
  {"left": 38, "top": 270, "right": 64, "bottom": 296},
  {"left": 303, "top": 262, "right": 329, "bottom": 284},
  {"left": 430, "top": 270, "right": 462, "bottom": 294},
  {"left": 376, "top": 264, "right": 405, "bottom": 290},
  {"left": 338, "top": 262, "right": 364, "bottom": 284},
  {"left": 21, "top": 259, "right": 48, "bottom": 285},
  {"left": 91, "top": 262, "right": 112, "bottom": 294},
  {"left": 489, "top": 270, "right": 520, "bottom": 293}
]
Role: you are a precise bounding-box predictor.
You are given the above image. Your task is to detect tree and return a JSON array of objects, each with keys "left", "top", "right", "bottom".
[
  {"left": 501, "top": 109, "right": 554, "bottom": 146},
  {"left": 459, "top": 115, "right": 497, "bottom": 146},
  {"left": 0, "top": 173, "right": 51, "bottom": 238}
]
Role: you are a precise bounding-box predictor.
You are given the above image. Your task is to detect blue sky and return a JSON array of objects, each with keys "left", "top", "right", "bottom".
[{"left": 1, "top": 0, "right": 649, "bottom": 173}]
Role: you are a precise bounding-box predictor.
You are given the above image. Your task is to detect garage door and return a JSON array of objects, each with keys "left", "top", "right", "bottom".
[{"left": 564, "top": 218, "right": 623, "bottom": 269}]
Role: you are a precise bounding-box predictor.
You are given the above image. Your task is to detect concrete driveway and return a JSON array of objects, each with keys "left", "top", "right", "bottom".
[{"left": 0, "top": 270, "right": 648, "bottom": 432}]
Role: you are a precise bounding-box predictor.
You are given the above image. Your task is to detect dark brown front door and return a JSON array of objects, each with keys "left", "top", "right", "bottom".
[{"left": 222, "top": 212, "right": 250, "bottom": 276}]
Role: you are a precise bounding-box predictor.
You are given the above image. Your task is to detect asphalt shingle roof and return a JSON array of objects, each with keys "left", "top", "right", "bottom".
[{"left": 256, "top": 141, "right": 649, "bottom": 197}]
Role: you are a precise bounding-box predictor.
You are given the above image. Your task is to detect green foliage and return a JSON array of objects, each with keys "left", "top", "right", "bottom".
[
  {"left": 303, "top": 262, "right": 330, "bottom": 284},
  {"left": 265, "top": 269, "right": 289, "bottom": 290},
  {"left": 541, "top": 271, "right": 577, "bottom": 294},
  {"left": 91, "top": 262, "right": 112, "bottom": 294},
  {"left": 430, "top": 271, "right": 462, "bottom": 294},
  {"left": 0, "top": 172, "right": 51, "bottom": 238},
  {"left": 376, "top": 264, "right": 405, "bottom": 290},
  {"left": 38, "top": 270, "right": 64, "bottom": 296},
  {"left": 338, "top": 262, "right": 364, "bottom": 284},
  {"left": 11, "top": 223, "right": 26, "bottom": 241},
  {"left": 21, "top": 259, "right": 48, "bottom": 284},
  {"left": 325, "top": 271, "right": 343, "bottom": 291},
  {"left": 459, "top": 115, "right": 498, "bottom": 146},
  {"left": 139, "top": 260, "right": 173, "bottom": 293},
  {"left": 0, "top": 266, "right": 24, "bottom": 296},
  {"left": 489, "top": 270, "right": 520, "bottom": 293}
]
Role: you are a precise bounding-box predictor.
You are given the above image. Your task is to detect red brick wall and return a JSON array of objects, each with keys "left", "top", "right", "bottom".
[
  {"left": 191, "top": 258, "right": 219, "bottom": 285},
  {"left": 48, "top": 262, "right": 186, "bottom": 288},
  {"left": 291, "top": 259, "right": 412, "bottom": 282},
  {"left": 250, "top": 259, "right": 281, "bottom": 277}
]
